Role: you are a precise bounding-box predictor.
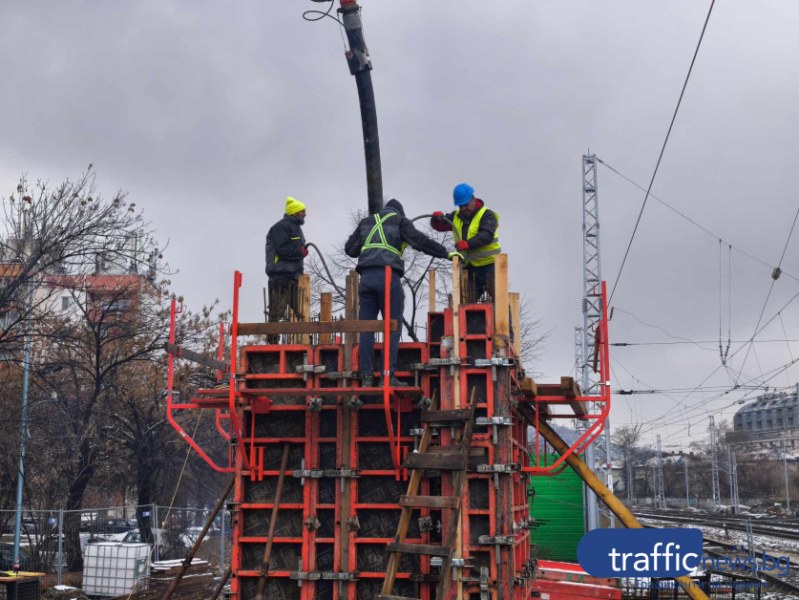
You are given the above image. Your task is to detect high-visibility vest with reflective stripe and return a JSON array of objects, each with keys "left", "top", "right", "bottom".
[
  {"left": 361, "top": 213, "right": 407, "bottom": 257},
  {"left": 452, "top": 207, "right": 500, "bottom": 267}
]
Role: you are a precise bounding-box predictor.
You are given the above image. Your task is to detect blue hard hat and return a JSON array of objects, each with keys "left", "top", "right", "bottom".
[{"left": 453, "top": 183, "right": 474, "bottom": 206}]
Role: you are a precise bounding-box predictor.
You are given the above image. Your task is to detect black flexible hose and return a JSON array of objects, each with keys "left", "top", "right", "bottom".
[
  {"left": 305, "top": 242, "right": 346, "bottom": 297},
  {"left": 304, "top": 241, "right": 424, "bottom": 342}
]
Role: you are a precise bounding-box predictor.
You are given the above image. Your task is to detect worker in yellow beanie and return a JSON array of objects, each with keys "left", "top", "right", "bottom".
[
  {"left": 284, "top": 196, "right": 306, "bottom": 216},
  {"left": 265, "top": 197, "right": 308, "bottom": 342}
]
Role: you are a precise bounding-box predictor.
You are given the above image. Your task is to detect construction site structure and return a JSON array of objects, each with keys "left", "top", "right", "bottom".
[{"left": 165, "top": 254, "right": 709, "bottom": 600}]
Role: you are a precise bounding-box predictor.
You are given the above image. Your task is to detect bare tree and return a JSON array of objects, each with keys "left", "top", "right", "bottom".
[
  {"left": 0, "top": 168, "right": 161, "bottom": 345},
  {"left": 28, "top": 277, "right": 167, "bottom": 569}
]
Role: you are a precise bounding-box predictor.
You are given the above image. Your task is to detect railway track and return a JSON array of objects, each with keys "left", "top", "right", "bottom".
[
  {"left": 633, "top": 510, "right": 799, "bottom": 595},
  {"left": 704, "top": 538, "right": 799, "bottom": 594},
  {"left": 635, "top": 511, "right": 799, "bottom": 542}
]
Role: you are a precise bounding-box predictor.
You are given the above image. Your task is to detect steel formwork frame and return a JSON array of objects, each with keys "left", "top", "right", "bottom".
[{"left": 165, "top": 266, "right": 613, "bottom": 600}]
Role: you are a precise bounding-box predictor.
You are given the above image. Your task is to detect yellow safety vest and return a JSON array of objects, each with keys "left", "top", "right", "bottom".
[
  {"left": 452, "top": 207, "right": 500, "bottom": 267},
  {"left": 361, "top": 213, "right": 407, "bottom": 257}
]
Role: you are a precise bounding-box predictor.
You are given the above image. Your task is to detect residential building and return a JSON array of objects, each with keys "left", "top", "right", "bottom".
[{"left": 733, "top": 387, "right": 799, "bottom": 452}]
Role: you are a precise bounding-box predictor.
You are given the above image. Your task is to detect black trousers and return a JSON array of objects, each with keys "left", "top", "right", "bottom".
[
  {"left": 267, "top": 277, "right": 301, "bottom": 343},
  {"left": 358, "top": 268, "right": 404, "bottom": 376}
]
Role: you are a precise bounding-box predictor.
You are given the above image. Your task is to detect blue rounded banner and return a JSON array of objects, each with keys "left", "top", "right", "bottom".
[{"left": 577, "top": 528, "right": 703, "bottom": 577}]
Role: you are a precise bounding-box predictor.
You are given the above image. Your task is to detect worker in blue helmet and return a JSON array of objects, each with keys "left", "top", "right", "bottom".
[{"left": 431, "top": 183, "right": 501, "bottom": 302}]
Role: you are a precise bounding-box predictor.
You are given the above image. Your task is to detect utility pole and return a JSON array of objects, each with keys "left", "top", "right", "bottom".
[
  {"left": 656, "top": 435, "right": 666, "bottom": 509},
  {"left": 709, "top": 416, "right": 720, "bottom": 510},
  {"left": 12, "top": 292, "right": 32, "bottom": 571},
  {"left": 684, "top": 456, "right": 690, "bottom": 508},
  {"left": 626, "top": 449, "right": 634, "bottom": 504},
  {"left": 650, "top": 464, "right": 658, "bottom": 508},
  {"left": 580, "top": 153, "right": 603, "bottom": 531},
  {"left": 728, "top": 449, "right": 741, "bottom": 515},
  {"left": 605, "top": 425, "right": 615, "bottom": 527},
  {"left": 12, "top": 203, "right": 35, "bottom": 572},
  {"left": 782, "top": 437, "right": 791, "bottom": 512}
]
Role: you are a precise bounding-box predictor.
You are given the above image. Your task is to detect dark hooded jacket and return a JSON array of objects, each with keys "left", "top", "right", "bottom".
[
  {"left": 265, "top": 214, "right": 305, "bottom": 280},
  {"left": 345, "top": 199, "right": 449, "bottom": 276}
]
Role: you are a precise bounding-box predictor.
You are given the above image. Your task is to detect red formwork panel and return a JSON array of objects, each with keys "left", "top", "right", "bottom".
[
  {"left": 207, "top": 307, "right": 534, "bottom": 599},
  {"left": 531, "top": 579, "right": 622, "bottom": 600},
  {"left": 232, "top": 342, "right": 444, "bottom": 600},
  {"left": 533, "top": 561, "right": 622, "bottom": 600},
  {"left": 433, "top": 303, "right": 534, "bottom": 600}
]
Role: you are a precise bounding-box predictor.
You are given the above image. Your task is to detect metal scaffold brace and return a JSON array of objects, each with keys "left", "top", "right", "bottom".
[
  {"left": 535, "top": 420, "right": 710, "bottom": 600},
  {"left": 161, "top": 475, "right": 236, "bottom": 600}
]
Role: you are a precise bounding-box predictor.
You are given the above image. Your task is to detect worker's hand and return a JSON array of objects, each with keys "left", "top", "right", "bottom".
[
  {"left": 448, "top": 251, "right": 465, "bottom": 261},
  {"left": 300, "top": 245, "right": 309, "bottom": 257},
  {"left": 432, "top": 211, "right": 444, "bottom": 219},
  {"left": 455, "top": 240, "right": 470, "bottom": 252}
]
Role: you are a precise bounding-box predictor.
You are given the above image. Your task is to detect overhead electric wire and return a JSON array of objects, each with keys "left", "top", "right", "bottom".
[
  {"left": 733, "top": 206, "right": 799, "bottom": 384},
  {"left": 608, "top": 0, "right": 717, "bottom": 304},
  {"left": 777, "top": 312, "right": 795, "bottom": 366},
  {"left": 615, "top": 261, "right": 799, "bottom": 427},
  {"left": 614, "top": 306, "right": 702, "bottom": 347},
  {"left": 613, "top": 338, "right": 799, "bottom": 347},
  {"left": 618, "top": 385, "right": 761, "bottom": 395},
  {"left": 597, "top": 158, "right": 799, "bottom": 283},
  {"left": 637, "top": 353, "right": 799, "bottom": 436}
]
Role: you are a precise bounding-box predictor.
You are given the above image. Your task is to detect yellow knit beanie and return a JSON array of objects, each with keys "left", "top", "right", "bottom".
[{"left": 285, "top": 196, "right": 306, "bottom": 216}]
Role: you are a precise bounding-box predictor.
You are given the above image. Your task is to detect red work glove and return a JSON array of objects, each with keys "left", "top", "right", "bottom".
[
  {"left": 432, "top": 211, "right": 444, "bottom": 219},
  {"left": 300, "top": 245, "right": 309, "bottom": 257},
  {"left": 455, "top": 240, "right": 470, "bottom": 252}
]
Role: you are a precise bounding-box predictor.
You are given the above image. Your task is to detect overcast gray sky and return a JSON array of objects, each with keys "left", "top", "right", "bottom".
[{"left": 2, "top": 1, "right": 799, "bottom": 452}]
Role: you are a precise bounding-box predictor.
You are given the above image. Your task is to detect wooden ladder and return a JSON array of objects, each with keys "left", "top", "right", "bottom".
[{"left": 377, "top": 389, "right": 478, "bottom": 600}]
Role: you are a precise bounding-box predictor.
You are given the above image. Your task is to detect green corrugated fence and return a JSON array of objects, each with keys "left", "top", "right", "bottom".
[{"left": 528, "top": 453, "right": 585, "bottom": 561}]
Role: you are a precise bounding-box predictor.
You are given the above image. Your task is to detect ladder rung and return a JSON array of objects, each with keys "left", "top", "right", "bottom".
[
  {"left": 403, "top": 452, "right": 466, "bottom": 471},
  {"left": 410, "top": 573, "right": 440, "bottom": 583},
  {"left": 386, "top": 542, "right": 450, "bottom": 556},
  {"left": 420, "top": 409, "right": 473, "bottom": 424},
  {"left": 399, "top": 495, "right": 461, "bottom": 509},
  {"left": 428, "top": 446, "right": 484, "bottom": 458}
]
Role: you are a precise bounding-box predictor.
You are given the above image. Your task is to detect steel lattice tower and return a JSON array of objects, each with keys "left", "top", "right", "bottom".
[
  {"left": 581, "top": 154, "right": 603, "bottom": 396},
  {"left": 580, "top": 154, "right": 604, "bottom": 530}
]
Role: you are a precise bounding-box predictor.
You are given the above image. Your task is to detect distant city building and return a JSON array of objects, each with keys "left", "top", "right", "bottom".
[{"left": 733, "top": 387, "right": 799, "bottom": 451}]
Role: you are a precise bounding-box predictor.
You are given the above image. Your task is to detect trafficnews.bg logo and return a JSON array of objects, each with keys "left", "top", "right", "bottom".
[{"left": 578, "top": 528, "right": 703, "bottom": 577}]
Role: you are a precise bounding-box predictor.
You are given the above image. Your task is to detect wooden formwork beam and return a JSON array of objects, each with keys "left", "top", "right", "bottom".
[
  {"left": 298, "top": 273, "right": 311, "bottom": 344},
  {"left": 319, "top": 292, "right": 333, "bottom": 344},
  {"left": 509, "top": 291, "right": 521, "bottom": 358},
  {"left": 494, "top": 254, "right": 509, "bottom": 337},
  {"left": 429, "top": 269, "right": 436, "bottom": 313},
  {"left": 237, "top": 319, "right": 396, "bottom": 336}
]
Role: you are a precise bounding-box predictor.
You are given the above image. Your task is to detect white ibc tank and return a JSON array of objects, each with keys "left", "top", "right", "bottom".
[{"left": 83, "top": 542, "right": 150, "bottom": 597}]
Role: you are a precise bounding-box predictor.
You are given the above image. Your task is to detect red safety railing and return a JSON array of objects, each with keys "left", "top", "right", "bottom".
[
  {"left": 166, "top": 297, "right": 234, "bottom": 473},
  {"left": 523, "top": 281, "right": 612, "bottom": 475}
]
